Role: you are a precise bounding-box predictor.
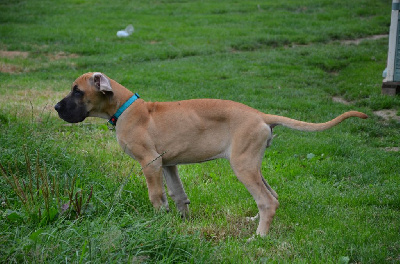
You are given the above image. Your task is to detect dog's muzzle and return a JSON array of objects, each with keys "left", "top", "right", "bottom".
[
  {"left": 54, "top": 99, "right": 88, "bottom": 123},
  {"left": 54, "top": 102, "right": 62, "bottom": 112}
]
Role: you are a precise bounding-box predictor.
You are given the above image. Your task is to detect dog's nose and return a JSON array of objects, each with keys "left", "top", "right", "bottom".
[{"left": 54, "top": 102, "right": 61, "bottom": 112}]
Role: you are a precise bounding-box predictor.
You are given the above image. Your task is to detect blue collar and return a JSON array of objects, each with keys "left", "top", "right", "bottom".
[{"left": 108, "top": 93, "right": 140, "bottom": 126}]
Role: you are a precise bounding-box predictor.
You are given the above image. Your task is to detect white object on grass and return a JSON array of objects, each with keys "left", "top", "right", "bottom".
[{"left": 117, "top": 25, "right": 134, "bottom": 38}]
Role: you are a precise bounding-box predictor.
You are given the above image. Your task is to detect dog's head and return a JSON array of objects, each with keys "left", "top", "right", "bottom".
[{"left": 55, "top": 72, "right": 113, "bottom": 123}]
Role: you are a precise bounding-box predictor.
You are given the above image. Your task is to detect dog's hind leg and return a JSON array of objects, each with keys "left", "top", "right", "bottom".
[
  {"left": 229, "top": 126, "right": 278, "bottom": 236},
  {"left": 231, "top": 165, "right": 279, "bottom": 236},
  {"left": 163, "top": 165, "right": 190, "bottom": 217},
  {"left": 245, "top": 175, "right": 277, "bottom": 224},
  {"left": 261, "top": 174, "right": 278, "bottom": 199}
]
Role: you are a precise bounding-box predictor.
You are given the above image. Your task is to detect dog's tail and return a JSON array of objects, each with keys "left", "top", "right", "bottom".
[{"left": 263, "top": 111, "right": 368, "bottom": 132}]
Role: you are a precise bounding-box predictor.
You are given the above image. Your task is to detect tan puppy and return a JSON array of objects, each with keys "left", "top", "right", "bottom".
[{"left": 55, "top": 72, "right": 368, "bottom": 236}]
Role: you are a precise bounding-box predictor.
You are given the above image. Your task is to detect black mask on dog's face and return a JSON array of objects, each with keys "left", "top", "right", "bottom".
[{"left": 54, "top": 85, "right": 89, "bottom": 123}]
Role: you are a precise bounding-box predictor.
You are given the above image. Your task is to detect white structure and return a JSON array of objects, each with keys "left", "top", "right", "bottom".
[
  {"left": 382, "top": 0, "right": 400, "bottom": 95},
  {"left": 384, "top": 0, "right": 400, "bottom": 82}
]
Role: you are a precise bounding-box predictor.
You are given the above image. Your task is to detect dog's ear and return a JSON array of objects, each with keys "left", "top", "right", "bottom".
[{"left": 93, "top": 72, "right": 113, "bottom": 94}]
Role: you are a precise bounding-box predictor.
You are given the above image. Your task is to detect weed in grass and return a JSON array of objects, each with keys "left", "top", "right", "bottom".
[{"left": 1, "top": 148, "right": 93, "bottom": 225}]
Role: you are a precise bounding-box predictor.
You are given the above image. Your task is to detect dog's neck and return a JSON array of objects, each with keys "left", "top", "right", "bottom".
[
  {"left": 106, "top": 79, "right": 136, "bottom": 117},
  {"left": 108, "top": 93, "right": 140, "bottom": 126},
  {"left": 89, "top": 79, "right": 138, "bottom": 120}
]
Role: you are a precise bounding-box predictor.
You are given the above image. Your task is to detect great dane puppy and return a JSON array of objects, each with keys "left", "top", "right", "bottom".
[{"left": 55, "top": 72, "right": 368, "bottom": 236}]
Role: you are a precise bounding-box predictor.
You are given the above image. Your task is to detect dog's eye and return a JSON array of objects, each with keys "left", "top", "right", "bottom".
[{"left": 72, "top": 85, "right": 84, "bottom": 96}]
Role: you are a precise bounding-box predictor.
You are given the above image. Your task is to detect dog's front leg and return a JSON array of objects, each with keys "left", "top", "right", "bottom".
[
  {"left": 141, "top": 159, "right": 169, "bottom": 212},
  {"left": 163, "top": 165, "right": 190, "bottom": 217}
]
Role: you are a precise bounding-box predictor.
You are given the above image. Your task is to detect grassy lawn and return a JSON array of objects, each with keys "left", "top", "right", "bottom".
[{"left": 1, "top": 0, "right": 399, "bottom": 263}]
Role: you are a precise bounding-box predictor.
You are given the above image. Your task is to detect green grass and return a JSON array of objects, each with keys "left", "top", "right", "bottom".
[{"left": 1, "top": 0, "right": 399, "bottom": 263}]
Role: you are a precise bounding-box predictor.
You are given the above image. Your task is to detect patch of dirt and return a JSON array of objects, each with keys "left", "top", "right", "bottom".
[
  {"left": 0, "top": 50, "right": 79, "bottom": 73},
  {"left": 1, "top": 50, "right": 79, "bottom": 61},
  {"left": 48, "top": 52, "right": 79, "bottom": 61},
  {"left": 332, "top": 96, "right": 352, "bottom": 105},
  {"left": 0, "top": 50, "right": 29, "bottom": 59},
  {"left": 0, "top": 50, "right": 29, "bottom": 73},
  {"left": 288, "top": 34, "right": 387, "bottom": 50},
  {"left": 373, "top": 109, "right": 400, "bottom": 122},
  {"left": 340, "top": 34, "right": 388, "bottom": 45},
  {"left": 383, "top": 147, "right": 400, "bottom": 152},
  {"left": 0, "top": 63, "right": 23, "bottom": 73}
]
